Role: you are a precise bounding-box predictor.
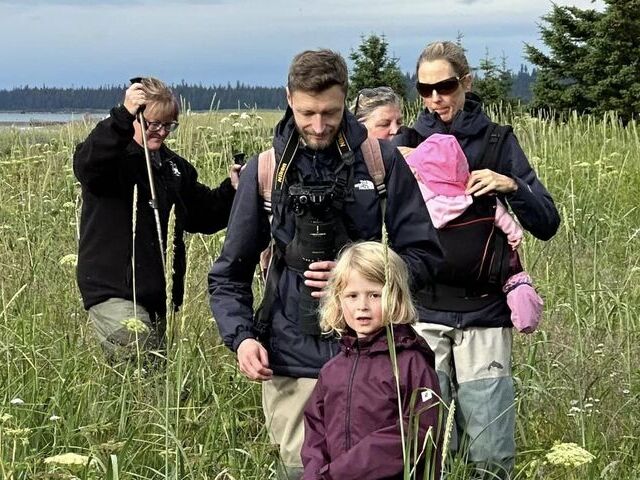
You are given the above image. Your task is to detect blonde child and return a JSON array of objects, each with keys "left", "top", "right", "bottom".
[{"left": 301, "top": 241, "right": 442, "bottom": 480}]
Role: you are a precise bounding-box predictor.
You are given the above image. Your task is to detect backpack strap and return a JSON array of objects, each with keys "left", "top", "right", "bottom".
[
  {"left": 258, "top": 148, "right": 276, "bottom": 215},
  {"left": 476, "top": 123, "right": 513, "bottom": 174},
  {"left": 478, "top": 122, "right": 515, "bottom": 288},
  {"left": 360, "top": 135, "right": 386, "bottom": 197},
  {"left": 360, "top": 134, "right": 387, "bottom": 223}
]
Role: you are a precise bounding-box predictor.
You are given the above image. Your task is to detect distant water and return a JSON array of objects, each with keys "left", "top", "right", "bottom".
[{"left": 0, "top": 111, "right": 107, "bottom": 125}]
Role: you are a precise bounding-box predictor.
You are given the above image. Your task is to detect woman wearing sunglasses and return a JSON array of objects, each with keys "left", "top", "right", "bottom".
[
  {"left": 394, "top": 41, "right": 560, "bottom": 479},
  {"left": 350, "top": 86, "right": 404, "bottom": 140}
]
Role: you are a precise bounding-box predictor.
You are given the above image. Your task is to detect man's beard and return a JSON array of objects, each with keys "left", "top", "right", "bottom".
[{"left": 298, "top": 126, "right": 338, "bottom": 150}]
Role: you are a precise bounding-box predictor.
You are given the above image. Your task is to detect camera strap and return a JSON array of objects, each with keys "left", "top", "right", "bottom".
[{"left": 272, "top": 129, "right": 355, "bottom": 192}]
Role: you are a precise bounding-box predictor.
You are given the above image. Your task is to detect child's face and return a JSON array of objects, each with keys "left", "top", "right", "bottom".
[{"left": 340, "top": 270, "right": 384, "bottom": 338}]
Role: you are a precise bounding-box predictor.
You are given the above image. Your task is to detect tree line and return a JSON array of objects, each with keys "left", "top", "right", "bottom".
[
  {"left": 0, "top": 82, "right": 289, "bottom": 111},
  {"left": 0, "top": 70, "right": 536, "bottom": 112}
]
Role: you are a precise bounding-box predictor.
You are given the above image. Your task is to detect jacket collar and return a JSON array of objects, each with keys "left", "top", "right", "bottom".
[
  {"left": 340, "top": 324, "right": 425, "bottom": 355},
  {"left": 413, "top": 92, "right": 490, "bottom": 138}
]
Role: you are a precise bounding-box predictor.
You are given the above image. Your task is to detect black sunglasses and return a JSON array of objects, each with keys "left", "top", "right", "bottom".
[{"left": 415, "top": 76, "right": 461, "bottom": 98}]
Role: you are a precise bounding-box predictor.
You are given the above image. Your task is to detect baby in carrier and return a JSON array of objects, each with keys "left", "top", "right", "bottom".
[{"left": 406, "top": 133, "right": 542, "bottom": 333}]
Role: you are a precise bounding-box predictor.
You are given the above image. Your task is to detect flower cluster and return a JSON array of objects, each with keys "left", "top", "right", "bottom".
[
  {"left": 121, "top": 317, "right": 149, "bottom": 334},
  {"left": 545, "top": 442, "right": 595, "bottom": 468}
]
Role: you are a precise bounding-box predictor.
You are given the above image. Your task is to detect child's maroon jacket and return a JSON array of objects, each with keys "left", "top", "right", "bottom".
[{"left": 302, "top": 324, "right": 442, "bottom": 480}]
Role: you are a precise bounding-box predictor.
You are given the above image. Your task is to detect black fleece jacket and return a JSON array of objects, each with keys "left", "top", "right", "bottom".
[{"left": 74, "top": 105, "right": 235, "bottom": 314}]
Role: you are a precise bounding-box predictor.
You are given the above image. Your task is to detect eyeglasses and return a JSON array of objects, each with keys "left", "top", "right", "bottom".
[
  {"left": 415, "top": 76, "right": 462, "bottom": 98},
  {"left": 142, "top": 118, "right": 179, "bottom": 133}
]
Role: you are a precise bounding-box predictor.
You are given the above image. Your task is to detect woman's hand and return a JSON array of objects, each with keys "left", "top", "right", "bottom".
[
  {"left": 229, "top": 164, "right": 243, "bottom": 190},
  {"left": 466, "top": 169, "right": 518, "bottom": 196},
  {"left": 123, "top": 83, "right": 146, "bottom": 116}
]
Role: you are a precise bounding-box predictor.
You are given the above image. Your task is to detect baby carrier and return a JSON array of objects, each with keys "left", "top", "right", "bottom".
[{"left": 418, "top": 123, "right": 520, "bottom": 312}]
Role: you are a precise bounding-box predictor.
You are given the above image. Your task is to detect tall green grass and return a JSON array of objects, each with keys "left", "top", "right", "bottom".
[{"left": 0, "top": 106, "right": 638, "bottom": 479}]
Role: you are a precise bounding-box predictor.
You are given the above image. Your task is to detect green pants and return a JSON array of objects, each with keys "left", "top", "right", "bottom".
[
  {"left": 88, "top": 298, "right": 165, "bottom": 363},
  {"left": 414, "top": 324, "right": 516, "bottom": 479}
]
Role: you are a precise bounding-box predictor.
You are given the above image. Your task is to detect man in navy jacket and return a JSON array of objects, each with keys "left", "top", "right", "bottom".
[{"left": 208, "top": 50, "right": 442, "bottom": 479}]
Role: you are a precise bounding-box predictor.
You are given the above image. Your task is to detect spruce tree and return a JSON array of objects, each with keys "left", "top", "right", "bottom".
[
  {"left": 348, "top": 34, "right": 406, "bottom": 101},
  {"left": 525, "top": 0, "right": 640, "bottom": 121},
  {"left": 473, "top": 50, "right": 513, "bottom": 106}
]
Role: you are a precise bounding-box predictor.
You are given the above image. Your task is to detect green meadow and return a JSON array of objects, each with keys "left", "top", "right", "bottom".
[{"left": 0, "top": 107, "right": 638, "bottom": 479}]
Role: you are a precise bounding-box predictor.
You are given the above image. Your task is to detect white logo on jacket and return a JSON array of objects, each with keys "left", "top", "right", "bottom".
[
  {"left": 354, "top": 179, "right": 374, "bottom": 190},
  {"left": 168, "top": 160, "right": 181, "bottom": 177}
]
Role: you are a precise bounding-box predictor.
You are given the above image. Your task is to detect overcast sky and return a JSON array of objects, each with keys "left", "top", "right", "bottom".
[{"left": 0, "top": 0, "right": 604, "bottom": 89}]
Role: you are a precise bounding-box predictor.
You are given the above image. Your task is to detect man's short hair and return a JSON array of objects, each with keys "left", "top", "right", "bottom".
[{"left": 287, "top": 49, "right": 349, "bottom": 96}]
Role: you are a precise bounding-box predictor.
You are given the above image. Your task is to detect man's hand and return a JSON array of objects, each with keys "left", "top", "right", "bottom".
[
  {"left": 466, "top": 169, "right": 518, "bottom": 197},
  {"left": 304, "top": 260, "right": 337, "bottom": 298},
  {"left": 124, "top": 83, "right": 147, "bottom": 116},
  {"left": 236, "top": 338, "right": 273, "bottom": 381}
]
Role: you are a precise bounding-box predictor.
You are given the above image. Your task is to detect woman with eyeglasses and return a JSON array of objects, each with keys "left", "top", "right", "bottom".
[
  {"left": 351, "top": 86, "right": 403, "bottom": 140},
  {"left": 74, "top": 77, "right": 240, "bottom": 364},
  {"left": 395, "top": 41, "right": 560, "bottom": 479}
]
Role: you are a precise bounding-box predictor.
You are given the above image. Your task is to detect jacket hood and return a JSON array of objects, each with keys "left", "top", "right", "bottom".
[
  {"left": 413, "top": 92, "right": 490, "bottom": 138},
  {"left": 272, "top": 106, "right": 369, "bottom": 154}
]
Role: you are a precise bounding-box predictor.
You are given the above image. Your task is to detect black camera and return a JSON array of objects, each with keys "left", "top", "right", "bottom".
[
  {"left": 286, "top": 183, "right": 338, "bottom": 335},
  {"left": 288, "top": 184, "right": 334, "bottom": 216}
]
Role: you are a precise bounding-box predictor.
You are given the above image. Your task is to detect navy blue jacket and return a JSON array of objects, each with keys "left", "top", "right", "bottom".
[
  {"left": 394, "top": 96, "right": 560, "bottom": 328},
  {"left": 208, "top": 108, "right": 442, "bottom": 378},
  {"left": 74, "top": 105, "right": 235, "bottom": 315}
]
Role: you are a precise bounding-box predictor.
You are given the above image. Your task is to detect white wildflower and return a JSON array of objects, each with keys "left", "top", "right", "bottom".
[
  {"left": 59, "top": 254, "right": 78, "bottom": 267},
  {"left": 44, "top": 452, "right": 96, "bottom": 471},
  {"left": 546, "top": 442, "right": 595, "bottom": 468},
  {"left": 121, "top": 317, "right": 149, "bottom": 334}
]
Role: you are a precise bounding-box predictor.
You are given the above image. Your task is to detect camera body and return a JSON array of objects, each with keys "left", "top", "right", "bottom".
[{"left": 288, "top": 184, "right": 334, "bottom": 218}]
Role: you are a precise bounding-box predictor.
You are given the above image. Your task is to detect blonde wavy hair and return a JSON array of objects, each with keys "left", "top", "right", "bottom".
[
  {"left": 140, "top": 77, "right": 179, "bottom": 121},
  {"left": 319, "top": 241, "right": 417, "bottom": 335}
]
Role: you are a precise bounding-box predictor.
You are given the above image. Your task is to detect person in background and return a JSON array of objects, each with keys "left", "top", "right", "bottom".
[
  {"left": 74, "top": 77, "right": 240, "bottom": 363},
  {"left": 351, "top": 86, "right": 403, "bottom": 140},
  {"left": 394, "top": 41, "right": 560, "bottom": 479},
  {"left": 302, "top": 241, "right": 442, "bottom": 480}
]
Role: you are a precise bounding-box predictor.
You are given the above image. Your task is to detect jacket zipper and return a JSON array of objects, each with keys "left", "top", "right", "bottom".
[{"left": 344, "top": 348, "right": 360, "bottom": 450}]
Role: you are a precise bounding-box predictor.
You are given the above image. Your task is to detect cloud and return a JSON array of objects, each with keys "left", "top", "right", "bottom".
[
  {"left": 0, "top": 0, "right": 232, "bottom": 4},
  {"left": 0, "top": 0, "right": 606, "bottom": 89}
]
